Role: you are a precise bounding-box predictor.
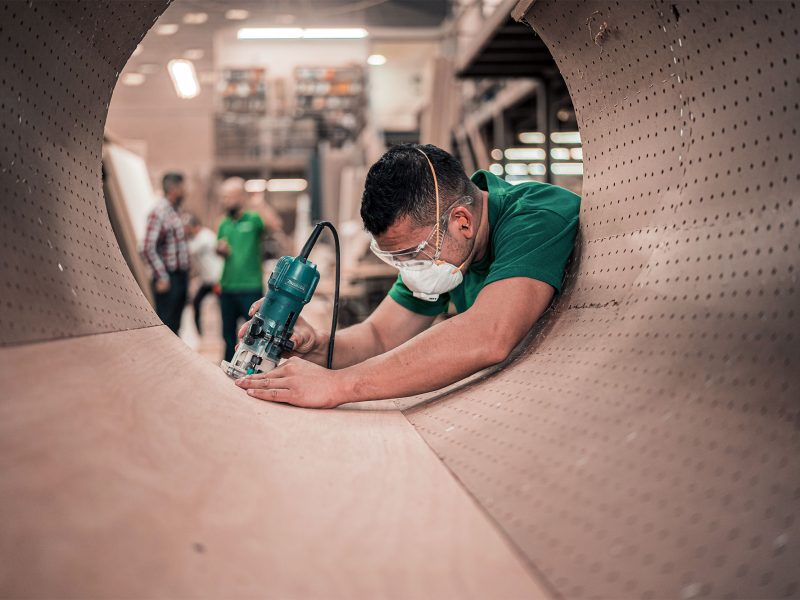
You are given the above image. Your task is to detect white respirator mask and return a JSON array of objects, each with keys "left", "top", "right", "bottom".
[{"left": 399, "top": 261, "right": 464, "bottom": 301}]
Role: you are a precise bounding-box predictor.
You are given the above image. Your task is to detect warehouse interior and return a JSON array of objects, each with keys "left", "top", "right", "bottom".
[{"left": 1, "top": 1, "right": 798, "bottom": 599}]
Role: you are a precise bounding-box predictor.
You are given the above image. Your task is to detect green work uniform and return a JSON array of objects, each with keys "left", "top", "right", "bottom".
[
  {"left": 388, "top": 170, "right": 581, "bottom": 316},
  {"left": 217, "top": 211, "right": 265, "bottom": 292}
]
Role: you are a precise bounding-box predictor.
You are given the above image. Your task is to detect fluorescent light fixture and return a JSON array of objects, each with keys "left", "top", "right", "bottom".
[
  {"left": 528, "top": 163, "right": 547, "bottom": 175},
  {"left": 490, "top": 148, "right": 503, "bottom": 161},
  {"left": 518, "top": 131, "right": 545, "bottom": 144},
  {"left": 552, "top": 162, "right": 584, "bottom": 175},
  {"left": 121, "top": 73, "right": 145, "bottom": 86},
  {"left": 505, "top": 176, "right": 534, "bottom": 185},
  {"left": 303, "top": 28, "right": 368, "bottom": 39},
  {"left": 570, "top": 147, "right": 584, "bottom": 160},
  {"left": 550, "top": 131, "right": 581, "bottom": 144},
  {"left": 183, "top": 12, "right": 208, "bottom": 24},
  {"left": 245, "top": 179, "right": 268, "bottom": 193},
  {"left": 183, "top": 48, "right": 204, "bottom": 60},
  {"left": 225, "top": 9, "right": 250, "bottom": 20},
  {"left": 267, "top": 178, "right": 308, "bottom": 192},
  {"left": 238, "top": 27, "right": 368, "bottom": 40},
  {"left": 489, "top": 163, "right": 504, "bottom": 176},
  {"left": 155, "top": 23, "right": 179, "bottom": 35},
  {"left": 132, "top": 44, "right": 143, "bottom": 57},
  {"left": 550, "top": 147, "right": 570, "bottom": 160},
  {"left": 504, "top": 163, "right": 528, "bottom": 176},
  {"left": 238, "top": 28, "right": 303, "bottom": 39},
  {"left": 505, "top": 148, "right": 546, "bottom": 161},
  {"left": 167, "top": 59, "right": 199, "bottom": 99},
  {"left": 367, "top": 54, "right": 387, "bottom": 66}
]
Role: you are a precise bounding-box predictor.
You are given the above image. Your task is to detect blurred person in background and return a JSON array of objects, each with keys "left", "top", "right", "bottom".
[
  {"left": 142, "top": 171, "right": 189, "bottom": 334},
  {"left": 216, "top": 177, "right": 267, "bottom": 362},
  {"left": 185, "top": 214, "right": 223, "bottom": 336}
]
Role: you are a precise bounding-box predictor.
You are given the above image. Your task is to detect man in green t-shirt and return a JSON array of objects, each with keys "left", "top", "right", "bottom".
[
  {"left": 236, "top": 144, "right": 580, "bottom": 408},
  {"left": 216, "top": 177, "right": 265, "bottom": 361}
]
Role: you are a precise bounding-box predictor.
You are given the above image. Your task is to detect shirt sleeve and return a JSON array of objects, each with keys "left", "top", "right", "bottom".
[
  {"left": 483, "top": 208, "right": 579, "bottom": 294},
  {"left": 142, "top": 210, "right": 168, "bottom": 282},
  {"left": 387, "top": 274, "right": 450, "bottom": 316}
]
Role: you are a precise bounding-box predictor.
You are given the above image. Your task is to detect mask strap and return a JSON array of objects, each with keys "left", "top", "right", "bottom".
[{"left": 415, "top": 148, "right": 442, "bottom": 250}]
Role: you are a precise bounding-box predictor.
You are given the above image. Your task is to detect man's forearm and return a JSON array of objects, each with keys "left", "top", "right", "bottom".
[
  {"left": 308, "top": 320, "right": 386, "bottom": 369},
  {"left": 336, "top": 314, "right": 504, "bottom": 402}
]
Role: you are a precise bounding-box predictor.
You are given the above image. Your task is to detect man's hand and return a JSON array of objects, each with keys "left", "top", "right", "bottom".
[
  {"left": 234, "top": 357, "right": 345, "bottom": 409},
  {"left": 216, "top": 239, "right": 231, "bottom": 257},
  {"left": 155, "top": 278, "right": 170, "bottom": 293},
  {"left": 237, "top": 298, "right": 326, "bottom": 362}
]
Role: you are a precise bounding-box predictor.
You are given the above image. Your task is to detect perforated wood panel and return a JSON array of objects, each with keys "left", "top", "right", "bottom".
[
  {"left": 405, "top": 1, "right": 800, "bottom": 598},
  {"left": 0, "top": 1, "right": 165, "bottom": 345}
]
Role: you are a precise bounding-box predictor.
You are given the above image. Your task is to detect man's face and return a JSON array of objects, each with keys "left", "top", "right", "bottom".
[
  {"left": 373, "top": 206, "right": 476, "bottom": 270},
  {"left": 221, "top": 188, "right": 244, "bottom": 212},
  {"left": 169, "top": 182, "right": 186, "bottom": 206}
]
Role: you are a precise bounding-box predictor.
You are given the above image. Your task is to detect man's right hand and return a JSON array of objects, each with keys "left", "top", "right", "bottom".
[
  {"left": 155, "top": 278, "right": 170, "bottom": 293},
  {"left": 237, "top": 298, "right": 327, "bottom": 364}
]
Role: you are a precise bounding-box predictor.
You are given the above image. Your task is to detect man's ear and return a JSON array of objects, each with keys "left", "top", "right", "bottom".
[{"left": 450, "top": 206, "right": 475, "bottom": 238}]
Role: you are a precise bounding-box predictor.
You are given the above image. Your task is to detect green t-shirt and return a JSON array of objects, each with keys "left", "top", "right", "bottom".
[
  {"left": 217, "top": 211, "right": 265, "bottom": 292},
  {"left": 388, "top": 170, "right": 580, "bottom": 316}
]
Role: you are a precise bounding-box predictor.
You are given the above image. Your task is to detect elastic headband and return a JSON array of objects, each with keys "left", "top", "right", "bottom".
[{"left": 415, "top": 148, "right": 442, "bottom": 249}]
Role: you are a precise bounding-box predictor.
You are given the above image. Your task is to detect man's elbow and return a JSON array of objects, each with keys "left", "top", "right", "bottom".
[{"left": 482, "top": 337, "right": 515, "bottom": 366}]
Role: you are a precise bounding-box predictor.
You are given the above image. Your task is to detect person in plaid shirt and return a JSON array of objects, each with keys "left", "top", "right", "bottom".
[{"left": 142, "top": 172, "right": 190, "bottom": 334}]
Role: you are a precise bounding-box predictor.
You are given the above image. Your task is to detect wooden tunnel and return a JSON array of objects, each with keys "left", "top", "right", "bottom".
[{"left": 0, "top": 1, "right": 798, "bottom": 597}]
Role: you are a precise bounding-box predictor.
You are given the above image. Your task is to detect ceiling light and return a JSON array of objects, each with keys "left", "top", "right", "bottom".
[
  {"left": 138, "top": 63, "right": 160, "bottom": 74},
  {"left": 551, "top": 162, "right": 584, "bottom": 175},
  {"left": 550, "top": 131, "right": 581, "bottom": 144},
  {"left": 183, "top": 12, "right": 208, "bottom": 24},
  {"left": 489, "top": 163, "right": 504, "bottom": 176},
  {"left": 490, "top": 149, "right": 503, "bottom": 161},
  {"left": 245, "top": 179, "right": 268, "bottom": 193},
  {"left": 528, "top": 163, "right": 547, "bottom": 175},
  {"left": 238, "top": 27, "right": 368, "bottom": 40},
  {"left": 225, "top": 9, "right": 250, "bottom": 20},
  {"left": 267, "top": 179, "right": 308, "bottom": 192},
  {"left": 367, "top": 54, "right": 387, "bottom": 66},
  {"left": 303, "top": 28, "right": 368, "bottom": 39},
  {"left": 504, "top": 163, "right": 528, "bottom": 176},
  {"left": 183, "top": 48, "right": 204, "bottom": 60},
  {"left": 238, "top": 28, "right": 303, "bottom": 39},
  {"left": 155, "top": 23, "right": 179, "bottom": 35},
  {"left": 121, "top": 73, "right": 146, "bottom": 86},
  {"left": 518, "top": 131, "right": 545, "bottom": 144},
  {"left": 167, "top": 59, "right": 199, "bottom": 99},
  {"left": 132, "top": 44, "right": 143, "bottom": 57},
  {"left": 550, "top": 147, "right": 570, "bottom": 160},
  {"left": 570, "top": 147, "right": 583, "bottom": 160},
  {"left": 504, "top": 148, "right": 546, "bottom": 161}
]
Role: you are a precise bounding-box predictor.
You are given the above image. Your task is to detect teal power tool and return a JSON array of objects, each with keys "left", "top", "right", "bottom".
[{"left": 220, "top": 221, "right": 340, "bottom": 379}]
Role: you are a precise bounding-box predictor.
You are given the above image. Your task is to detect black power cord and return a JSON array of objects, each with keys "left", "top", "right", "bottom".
[{"left": 299, "top": 221, "right": 340, "bottom": 370}]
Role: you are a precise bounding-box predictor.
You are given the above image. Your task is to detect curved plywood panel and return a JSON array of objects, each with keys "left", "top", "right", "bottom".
[
  {"left": 405, "top": 1, "right": 800, "bottom": 598},
  {"left": 0, "top": 0, "right": 798, "bottom": 598},
  {"left": 0, "top": 2, "right": 545, "bottom": 597}
]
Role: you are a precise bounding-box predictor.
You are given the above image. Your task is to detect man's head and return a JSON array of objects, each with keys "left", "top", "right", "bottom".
[
  {"left": 220, "top": 177, "right": 247, "bottom": 216},
  {"left": 162, "top": 172, "right": 185, "bottom": 206},
  {"left": 361, "top": 144, "right": 483, "bottom": 273}
]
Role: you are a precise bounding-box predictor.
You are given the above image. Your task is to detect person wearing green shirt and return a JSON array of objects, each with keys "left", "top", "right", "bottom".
[
  {"left": 216, "top": 177, "right": 266, "bottom": 362},
  {"left": 236, "top": 144, "right": 580, "bottom": 408}
]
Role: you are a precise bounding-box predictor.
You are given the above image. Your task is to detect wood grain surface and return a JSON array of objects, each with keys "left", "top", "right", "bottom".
[{"left": 0, "top": 326, "right": 546, "bottom": 598}]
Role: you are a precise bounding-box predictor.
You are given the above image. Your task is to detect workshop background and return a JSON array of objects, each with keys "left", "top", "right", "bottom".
[{"left": 103, "top": 0, "right": 581, "bottom": 360}]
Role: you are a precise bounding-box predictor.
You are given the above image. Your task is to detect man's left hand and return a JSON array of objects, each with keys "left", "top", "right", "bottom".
[{"left": 234, "top": 357, "right": 346, "bottom": 409}]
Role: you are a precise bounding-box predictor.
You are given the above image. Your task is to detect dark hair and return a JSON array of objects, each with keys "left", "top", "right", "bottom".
[
  {"left": 162, "top": 171, "right": 184, "bottom": 194},
  {"left": 360, "top": 144, "right": 478, "bottom": 236}
]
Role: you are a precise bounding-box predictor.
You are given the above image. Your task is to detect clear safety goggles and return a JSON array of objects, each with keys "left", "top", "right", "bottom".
[{"left": 369, "top": 197, "right": 472, "bottom": 271}]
